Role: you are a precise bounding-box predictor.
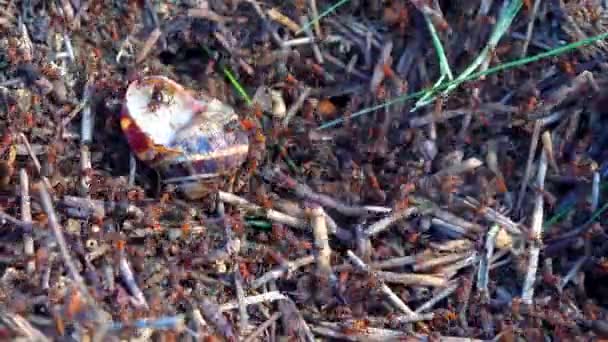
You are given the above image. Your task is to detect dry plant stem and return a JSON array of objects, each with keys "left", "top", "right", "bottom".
[
  {"left": 521, "top": 150, "right": 547, "bottom": 304},
  {"left": 376, "top": 271, "right": 447, "bottom": 287},
  {"left": 520, "top": 0, "right": 542, "bottom": 57},
  {"left": 558, "top": 256, "right": 587, "bottom": 292},
  {"left": 0, "top": 209, "right": 36, "bottom": 231},
  {"left": 267, "top": 8, "right": 301, "bottom": 33},
  {"left": 129, "top": 153, "right": 136, "bottom": 188},
  {"left": 191, "top": 308, "right": 209, "bottom": 334},
  {"left": 245, "top": 0, "right": 284, "bottom": 46},
  {"left": 433, "top": 158, "right": 483, "bottom": 178},
  {"left": 528, "top": 71, "right": 598, "bottom": 120},
  {"left": 119, "top": 250, "right": 149, "bottom": 309},
  {"left": 307, "top": 0, "right": 322, "bottom": 37},
  {"left": 234, "top": 269, "right": 250, "bottom": 335},
  {"left": 438, "top": 252, "right": 479, "bottom": 278},
  {"left": 218, "top": 191, "right": 306, "bottom": 229},
  {"left": 299, "top": 16, "right": 323, "bottom": 64},
  {"left": 409, "top": 104, "right": 518, "bottom": 127},
  {"left": 314, "top": 322, "right": 409, "bottom": 340},
  {"left": 346, "top": 250, "right": 416, "bottom": 316},
  {"left": 390, "top": 312, "right": 435, "bottom": 323},
  {"left": 200, "top": 297, "right": 238, "bottom": 341},
  {"left": 251, "top": 255, "right": 315, "bottom": 289},
  {"left": 18, "top": 134, "right": 51, "bottom": 192},
  {"left": 541, "top": 131, "right": 559, "bottom": 174},
  {"left": 415, "top": 281, "right": 460, "bottom": 313},
  {"left": 413, "top": 251, "right": 472, "bottom": 272},
  {"left": 429, "top": 205, "right": 483, "bottom": 234},
  {"left": 370, "top": 41, "right": 393, "bottom": 91},
  {"left": 283, "top": 87, "right": 311, "bottom": 127},
  {"left": 19, "top": 169, "right": 34, "bottom": 274},
  {"left": 460, "top": 196, "right": 522, "bottom": 235},
  {"left": 81, "top": 85, "right": 94, "bottom": 144},
  {"left": 282, "top": 35, "right": 341, "bottom": 47},
  {"left": 37, "top": 179, "right": 99, "bottom": 319},
  {"left": 136, "top": 27, "right": 162, "bottom": 64},
  {"left": 243, "top": 312, "right": 282, "bottom": 342},
  {"left": 79, "top": 145, "right": 91, "bottom": 197},
  {"left": 219, "top": 291, "right": 287, "bottom": 312},
  {"left": 367, "top": 254, "right": 419, "bottom": 269},
  {"left": 477, "top": 225, "right": 500, "bottom": 300},
  {"left": 0, "top": 312, "right": 50, "bottom": 342},
  {"left": 274, "top": 292, "right": 315, "bottom": 342},
  {"left": 62, "top": 196, "right": 144, "bottom": 220},
  {"left": 322, "top": 52, "right": 369, "bottom": 79},
  {"left": 364, "top": 206, "right": 418, "bottom": 237},
  {"left": 267, "top": 170, "right": 389, "bottom": 216},
  {"left": 592, "top": 171, "right": 600, "bottom": 212},
  {"left": 309, "top": 206, "right": 332, "bottom": 276}
]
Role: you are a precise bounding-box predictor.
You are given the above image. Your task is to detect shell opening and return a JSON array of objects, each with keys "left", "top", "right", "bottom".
[{"left": 125, "top": 77, "right": 198, "bottom": 146}]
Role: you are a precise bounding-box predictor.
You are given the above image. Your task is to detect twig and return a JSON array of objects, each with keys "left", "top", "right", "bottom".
[
  {"left": 459, "top": 196, "right": 523, "bottom": 235},
  {"left": 433, "top": 158, "right": 483, "bottom": 178},
  {"left": 322, "top": 52, "right": 369, "bottom": 79},
  {"left": 265, "top": 169, "right": 391, "bottom": 216},
  {"left": 309, "top": 205, "right": 333, "bottom": 276},
  {"left": 415, "top": 281, "right": 460, "bottom": 313},
  {"left": 364, "top": 206, "right": 418, "bottom": 238},
  {"left": 520, "top": 0, "right": 542, "bottom": 56},
  {"left": 277, "top": 296, "right": 315, "bottom": 342},
  {"left": 521, "top": 150, "right": 547, "bottom": 304},
  {"left": 370, "top": 41, "right": 393, "bottom": 91},
  {"left": 346, "top": 250, "right": 416, "bottom": 316},
  {"left": 413, "top": 251, "right": 472, "bottom": 272},
  {"left": 38, "top": 179, "right": 100, "bottom": 318},
  {"left": 591, "top": 171, "right": 600, "bottom": 212},
  {"left": 300, "top": 15, "right": 324, "bottom": 64},
  {"left": 376, "top": 271, "right": 447, "bottom": 287},
  {"left": 128, "top": 153, "right": 136, "bottom": 188},
  {"left": 0, "top": 312, "right": 50, "bottom": 342},
  {"left": 251, "top": 255, "right": 315, "bottom": 289},
  {"left": 245, "top": 0, "right": 285, "bottom": 46},
  {"left": 477, "top": 225, "right": 500, "bottom": 300},
  {"left": 557, "top": 256, "right": 587, "bottom": 293},
  {"left": 79, "top": 145, "right": 91, "bottom": 197},
  {"left": 243, "top": 312, "right": 282, "bottom": 342},
  {"left": 541, "top": 131, "right": 559, "bottom": 176},
  {"left": 199, "top": 297, "right": 238, "bottom": 341},
  {"left": 283, "top": 87, "right": 311, "bottom": 127},
  {"left": 234, "top": 267, "right": 250, "bottom": 335},
  {"left": 107, "top": 315, "right": 187, "bottom": 332},
  {"left": 20, "top": 170, "right": 34, "bottom": 274},
  {"left": 118, "top": 250, "right": 149, "bottom": 309},
  {"left": 307, "top": 0, "right": 323, "bottom": 37},
  {"left": 219, "top": 291, "right": 288, "bottom": 312},
  {"left": 410, "top": 103, "right": 518, "bottom": 127},
  {"left": 437, "top": 252, "right": 479, "bottom": 278},
  {"left": 267, "top": 8, "right": 301, "bottom": 33},
  {"left": 136, "top": 27, "right": 162, "bottom": 64},
  {"left": 219, "top": 191, "right": 306, "bottom": 229}
]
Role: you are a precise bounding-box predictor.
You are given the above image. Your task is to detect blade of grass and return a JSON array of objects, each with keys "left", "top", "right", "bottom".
[
  {"left": 296, "top": 0, "right": 350, "bottom": 35},
  {"left": 416, "top": 12, "right": 454, "bottom": 105},
  {"left": 544, "top": 182, "right": 608, "bottom": 231},
  {"left": 414, "top": 0, "right": 523, "bottom": 110},
  {"left": 317, "top": 30, "right": 608, "bottom": 130},
  {"left": 223, "top": 66, "right": 253, "bottom": 106}
]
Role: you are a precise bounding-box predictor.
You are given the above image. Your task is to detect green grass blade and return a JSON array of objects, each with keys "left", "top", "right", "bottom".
[
  {"left": 317, "top": 30, "right": 608, "bottom": 130},
  {"left": 296, "top": 0, "right": 351, "bottom": 35},
  {"left": 414, "top": 0, "right": 523, "bottom": 110},
  {"left": 223, "top": 66, "right": 253, "bottom": 106}
]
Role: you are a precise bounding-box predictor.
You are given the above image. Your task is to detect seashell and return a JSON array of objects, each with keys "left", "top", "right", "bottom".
[{"left": 120, "top": 76, "right": 249, "bottom": 198}]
